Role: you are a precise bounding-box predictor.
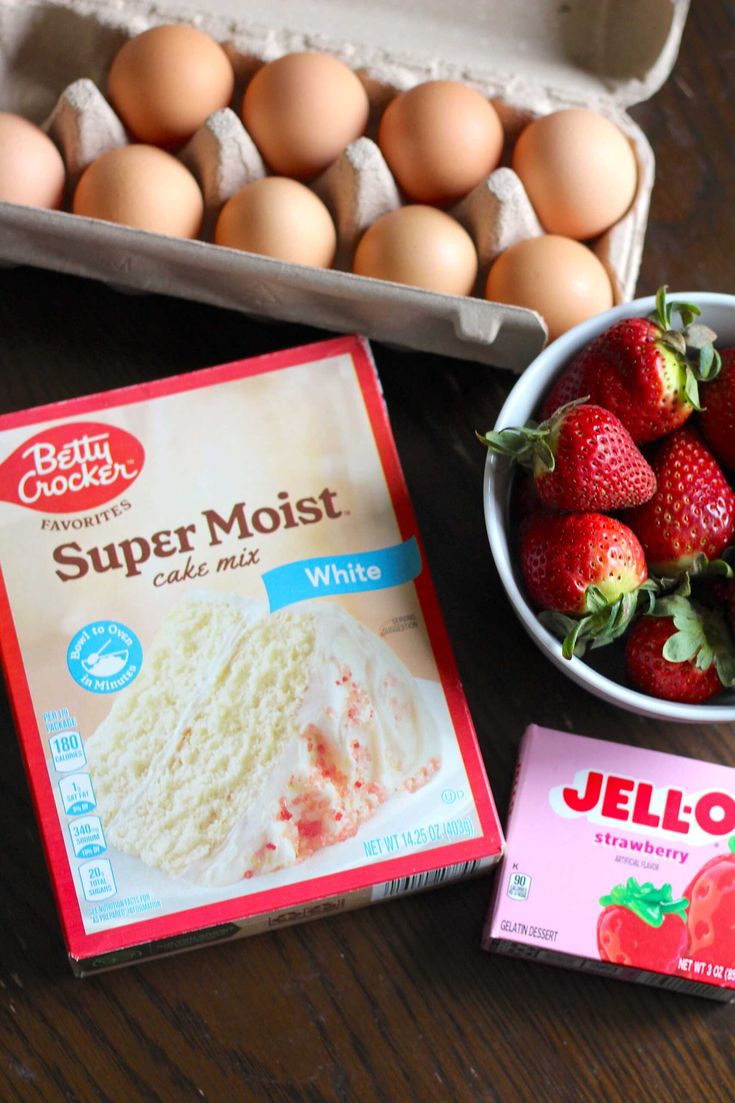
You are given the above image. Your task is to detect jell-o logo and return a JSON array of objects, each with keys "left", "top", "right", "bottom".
[
  {"left": 0, "top": 422, "right": 144, "bottom": 513},
  {"left": 549, "top": 769, "right": 735, "bottom": 842}
]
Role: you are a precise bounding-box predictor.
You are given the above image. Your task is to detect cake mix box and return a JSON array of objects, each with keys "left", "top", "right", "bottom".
[
  {"left": 484, "top": 725, "right": 735, "bottom": 1001},
  {"left": 0, "top": 334, "right": 503, "bottom": 974}
]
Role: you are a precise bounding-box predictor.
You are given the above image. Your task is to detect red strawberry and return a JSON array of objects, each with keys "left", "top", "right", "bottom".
[
  {"left": 597, "top": 878, "right": 689, "bottom": 974},
  {"left": 511, "top": 472, "right": 546, "bottom": 523},
  {"left": 521, "top": 511, "right": 648, "bottom": 658},
  {"left": 623, "top": 428, "right": 735, "bottom": 574},
  {"left": 624, "top": 599, "right": 735, "bottom": 703},
  {"left": 539, "top": 359, "right": 585, "bottom": 421},
  {"left": 683, "top": 837, "right": 735, "bottom": 968},
  {"left": 478, "top": 401, "right": 656, "bottom": 512},
  {"left": 700, "top": 347, "right": 735, "bottom": 469},
  {"left": 521, "top": 511, "right": 647, "bottom": 614},
  {"left": 570, "top": 288, "right": 721, "bottom": 444}
]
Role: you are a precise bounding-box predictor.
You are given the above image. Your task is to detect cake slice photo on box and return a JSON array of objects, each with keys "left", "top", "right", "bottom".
[{"left": 85, "top": 591, "right": 441, "bottom": 885}]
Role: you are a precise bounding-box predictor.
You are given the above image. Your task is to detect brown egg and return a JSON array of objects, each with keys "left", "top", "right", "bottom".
[
  {"left": 512, "top": 108, "right": 638, "bottom": 240},
  {"left": 353, "top": 206, "right": 478, "bottom": 296},
  {"left": 378, "top": 81, "right": 504, "bottom": 205},
  {"left": 485, "top": 235, "right": 613, "bottom": 341},
  {"left": 215, "top": 177, "right": 336, "bottom": 268},
  {"left": 0, "top": 112, "right": 65, "bottom": 209},
  {"left": 108, "top": 24, "right": 235, "bottom": 148},
  {"left": 241, "top": 52, "right": 369, "bottom": 180},
  {"left": 73, "top": 145, "right": 204, "bottom": 238}
]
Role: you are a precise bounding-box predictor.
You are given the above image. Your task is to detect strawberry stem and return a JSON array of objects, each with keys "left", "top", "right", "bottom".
[
  {"left": 539, "top": 586, "right": 653, "bottom": 660},
  {"left": 476, "top": 398, "right": 590, "bottom": 473},
  {"left": 649, "top": 286, "right": 721, "bottom": 390},
  {"left": 599, "top": 877, "right": 688, "bottom": 927}
]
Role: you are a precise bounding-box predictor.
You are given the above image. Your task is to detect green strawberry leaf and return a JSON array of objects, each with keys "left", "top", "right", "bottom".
[
  {"left": 716, "top": 652, "right": 735, "bottom": 688},
  {"left": 636, "top": 580, "right": 671, "bottom": 613},
  {"left": 695, "top": 343, "right": 723, "bottom": 383},
  {"left": 537, "top": 610, "right": 587, "bottom": 659},
  {"left": 671, "top": 302, "right": 702, "bottom": 328},
  {"left": 653, "top": 597, "right": 735, "bottom": 687},
  {"left": 540, "top": 588, "right": 645, "bottom": 661},
  {"left": 662, "top": 628, "right": 702, "bottom": 665},
  {"left": 689, "top": 552, "right": 734, "bottom": 579},
  {"left": 651, "top": 287, "right": 706, "bottom": 345},
  {"left": 584, "top": 586, "right": 610, "bottom": 614},
  {"left": 699, "top": 343, "right": 714, "bottom": 378},
  {"left": 683, "top": 365, "right": 702, "bottom": 410},
  {"left": 561, "top": 618, "right": 587, "bottom": 660},
  {"left": 599, "top": 877, "right": 688, "bottom": 927},
  {"left": 650, "top": 592, "right": 693, "bottom": 619},
  {"left": 685, "top": 323, "right": 718, "bottom": 350},
  {"left": 653, "top": 285, "right": 672, "bottom": 330},
  {"left": 476, "top": 425, "right": 556, "bottom": 473}
]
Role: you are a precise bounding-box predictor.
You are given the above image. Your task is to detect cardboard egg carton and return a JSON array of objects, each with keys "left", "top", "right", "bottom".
[{"left": 0, "top": 0, "right": 691, "bottom": 371}]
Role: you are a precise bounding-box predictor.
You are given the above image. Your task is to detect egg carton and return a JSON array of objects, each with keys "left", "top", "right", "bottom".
[{"left": 0, "top": 0, "right": 691, "bottom": 371}]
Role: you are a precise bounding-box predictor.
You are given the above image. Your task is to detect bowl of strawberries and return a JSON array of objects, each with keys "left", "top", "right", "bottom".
[{"left": 482, "top": 288, "right": 735, "bottom": 722}]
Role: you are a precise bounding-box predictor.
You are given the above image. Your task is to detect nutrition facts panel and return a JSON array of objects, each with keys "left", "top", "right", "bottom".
[{"left": 43, "top": 707, "right": 116, "bottom": 904}]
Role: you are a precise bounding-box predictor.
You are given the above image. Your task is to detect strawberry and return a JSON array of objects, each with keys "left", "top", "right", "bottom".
[
  {"left": 521, "top": 511, "right": 647, "bottom": 613},
  {"left": 511, "top": 472, "right": 546, "bottom": 523},
  {"left": 683, "top": 837, "right": 735, "bottom": 968},
  {"left": 478, "top": 400, "right": 656, "bottom": 513},
  {"left": 623, "top": 428, "right": 735, "bottom": 574},
  {"left": 624, "top": 598, "right": 735, "bottom": 703},
  {"left": 569, "top": 287, "right": 721, "bottom": 444},
  {"left": 699, "top": 347, "right": 735, "bottom": 469},
  {"left": 539, "top": 358, "right": 585, "bottom": 421},
  {"left": 521, "top": 511, "right": 649, "bottom": 657},
  {"left": 597, "top": 878, "right": 689, "bottom": 974}
]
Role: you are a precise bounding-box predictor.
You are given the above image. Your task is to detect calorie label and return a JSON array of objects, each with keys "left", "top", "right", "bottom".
[{"left": 48, "top": 729, "right": 86, "bottom": 773}]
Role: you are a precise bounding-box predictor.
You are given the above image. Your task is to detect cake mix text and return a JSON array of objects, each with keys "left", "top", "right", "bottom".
[
  {"left": 550, "top": 768, "right": 735, "bottom": 845},
  {"left": 51, "top": 488, "right": 343, "bottom": 582}
]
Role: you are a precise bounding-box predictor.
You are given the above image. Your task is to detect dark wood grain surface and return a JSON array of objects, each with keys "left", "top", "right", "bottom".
[{"left": 1, "top": 4, "right": 735, "bottom": 1101}]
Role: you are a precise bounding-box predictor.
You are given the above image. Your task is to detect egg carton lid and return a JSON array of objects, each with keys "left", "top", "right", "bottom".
[{"left": 27, "top": 0, "right": 691, "bottom": 111}]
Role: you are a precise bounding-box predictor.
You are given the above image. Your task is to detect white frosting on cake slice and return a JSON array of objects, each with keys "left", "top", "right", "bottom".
[{"left": 86, "top": 592, "right": 441, "bottom": 885}]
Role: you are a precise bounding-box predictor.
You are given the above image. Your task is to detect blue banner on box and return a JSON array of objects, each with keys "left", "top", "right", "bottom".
[{"left": 262, "top": 537, "right": 422, "bottom": 612}]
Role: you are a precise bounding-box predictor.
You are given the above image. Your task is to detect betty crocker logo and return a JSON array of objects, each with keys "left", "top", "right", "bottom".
[
  {"left": 549, "top": 769, "right": 735, "bottom": 846},
  {"left": 0, "top": 422, "right": 144, "bottom": 513}
]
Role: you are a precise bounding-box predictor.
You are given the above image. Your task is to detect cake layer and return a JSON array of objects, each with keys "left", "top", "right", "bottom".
[{"left": 87, "top": 593, "right": 441, "bottom": 884}]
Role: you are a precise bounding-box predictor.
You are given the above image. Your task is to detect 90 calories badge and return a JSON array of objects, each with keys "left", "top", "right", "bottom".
[{"left": 67, "top": 619, "right": 142, "bottom": 694}]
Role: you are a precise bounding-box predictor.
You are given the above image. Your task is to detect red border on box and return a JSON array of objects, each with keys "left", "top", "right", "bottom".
[{"left": 0, "top": 335, "right": 502, "bottom": 963}]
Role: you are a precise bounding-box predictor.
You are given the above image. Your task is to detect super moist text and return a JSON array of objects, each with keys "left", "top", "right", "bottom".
[{"left": 52, "top": 489, "right": 342, "bottom": 582}]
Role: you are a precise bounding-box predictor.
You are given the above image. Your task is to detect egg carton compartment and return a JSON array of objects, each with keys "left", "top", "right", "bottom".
[{"left": 0, "top": 0, "right": 691, "bottom": 370}]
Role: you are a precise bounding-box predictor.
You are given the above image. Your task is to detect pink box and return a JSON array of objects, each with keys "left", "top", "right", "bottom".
[{"left": 484, "top": 725, "right": 735, "bottom": 1000}]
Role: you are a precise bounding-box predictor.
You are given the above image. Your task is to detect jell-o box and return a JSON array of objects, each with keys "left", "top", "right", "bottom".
[{"left": 483, "top": 725, "right": 735, "bottom": 1001}]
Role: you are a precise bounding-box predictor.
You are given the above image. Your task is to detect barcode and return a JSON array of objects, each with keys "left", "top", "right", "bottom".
[{"left": 372, "top": 859, "right": 485, "bottom": 900}]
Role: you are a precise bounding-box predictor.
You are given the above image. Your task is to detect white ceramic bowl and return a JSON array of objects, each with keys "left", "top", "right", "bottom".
[{"left": 484, "top": 291, "right": 735, "bottom": 723}]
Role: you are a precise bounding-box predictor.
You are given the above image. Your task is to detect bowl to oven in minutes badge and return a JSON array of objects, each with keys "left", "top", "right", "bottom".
[{"left": 67, "top": 620, "right": 142, "bottom": 694}]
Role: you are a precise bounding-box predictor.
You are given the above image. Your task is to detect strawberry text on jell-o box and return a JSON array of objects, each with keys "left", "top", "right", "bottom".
[{"left": 484, "top": 725, "right": 735, "bottom": 1000}]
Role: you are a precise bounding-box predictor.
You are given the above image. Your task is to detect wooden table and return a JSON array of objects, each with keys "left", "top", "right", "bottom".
[{"left": 1, "top": 5, "right": 734, "bottom": 1100}]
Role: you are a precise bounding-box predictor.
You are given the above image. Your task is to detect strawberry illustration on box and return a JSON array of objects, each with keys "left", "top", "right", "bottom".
[
  {"left": 682, "top": 837, "right": 735, "bottom": 971},
  {"left": 484, "top": 725, "right": 735, "bottom": 1000},
  {"left": 597, "top": 877, "right": 689, "bottom": 973}
]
